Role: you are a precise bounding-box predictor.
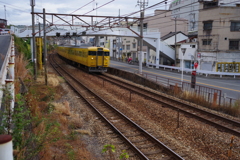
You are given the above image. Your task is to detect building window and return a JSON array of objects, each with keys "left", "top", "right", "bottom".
[
  {"left": 122, "top": 45, "right": 125, "bottom": 50},
  {"left": 203, "top": 21, "right": 213, "bottom": 30},
  {"left": 143, "top": 23, "right": 148, "bottom": 29},
  {"left": 202, "top": 39, "right": 212, "bottom": 45},
  {"left": 132, "top": 43, "right": 136, "bottom": 48},
  {"left": 229, "top": 40, "right": 239, "bottom": 50},
  {"left": 230, "top": 21, "right": 240, "bottom": 31},
  {"left": 126, "top": 45, "right": 130, "bottom": 50}
]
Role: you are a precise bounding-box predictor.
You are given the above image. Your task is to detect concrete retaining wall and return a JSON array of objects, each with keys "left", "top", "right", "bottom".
[{"left": 107, "top": 67, "right": 170, "bottom": 93}]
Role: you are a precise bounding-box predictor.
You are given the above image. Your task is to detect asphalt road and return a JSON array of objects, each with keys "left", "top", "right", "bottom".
[
  {"left": 0, "top": 35, "right": 11, "bottom": 70},
  {"left": 110, "top": 60, "right": 240, "bottom": 100}
]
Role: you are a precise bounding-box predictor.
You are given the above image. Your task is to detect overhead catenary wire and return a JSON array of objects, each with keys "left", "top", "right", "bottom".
[{"left": 140, "top": 0, "right": 240, "bottom": 31}]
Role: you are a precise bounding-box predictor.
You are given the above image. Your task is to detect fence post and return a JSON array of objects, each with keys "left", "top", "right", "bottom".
[
  {"left": 0, "top": 135, "right": 13, "bottom": 160},
  {"left": 212, "top": 92, "right": 218, "bottom": 108},
  {"left": 228, "top": 136, "right": 234, "bottom": 158},
  {"left": 177, "top": 109, "right": 180, "bottom": 128},
  {"left": 129, "top": 91, "right": 132, "bottom": 102},
  {"left": 219, "top": 91, "right": 222, "bottom": 106},
  {"left": 208, "top": 93, "right": 211, "bottom": 103}
]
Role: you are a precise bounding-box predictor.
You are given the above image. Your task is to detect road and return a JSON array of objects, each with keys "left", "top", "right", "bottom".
[
  {"left": 0, "top": 35, "right": 11, "bottom": 70},
  {"left": 110, "top": 61, "right": 240, "bottom": 100}
]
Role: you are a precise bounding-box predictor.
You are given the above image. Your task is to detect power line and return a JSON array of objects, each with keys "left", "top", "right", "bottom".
[
  {"left": 0, "top": 1, "right": 30, "bottom": 13},
  {"left": 141, "top": 0, "right": 240, "bottom": 32}
]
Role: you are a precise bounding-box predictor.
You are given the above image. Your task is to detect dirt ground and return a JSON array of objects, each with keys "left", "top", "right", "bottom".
[{"left": 43, "top": 58, "right": 240, "bottom": 160}]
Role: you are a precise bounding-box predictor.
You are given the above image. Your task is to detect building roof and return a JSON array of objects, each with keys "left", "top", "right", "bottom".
[{"left": 161, "top": 31, "right": 187, "bottom": 40}]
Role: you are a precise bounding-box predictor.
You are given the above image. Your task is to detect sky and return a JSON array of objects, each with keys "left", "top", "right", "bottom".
[{"left": 0, "top": 0, "right": 171, "bottom": 26}]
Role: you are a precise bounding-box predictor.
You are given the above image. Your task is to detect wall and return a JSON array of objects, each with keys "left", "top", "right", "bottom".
[
  {"left": 169, "top": 0, "right": 199, "bottom": 32},
  {"left": 164, "top": 33, "right": 188, "bottom": 45},
  {"left": 197, "top": 4, "right": 240, "bottom": 71},
  {"left": 144, "top": 10, "right": 188, "bottom": 37}
]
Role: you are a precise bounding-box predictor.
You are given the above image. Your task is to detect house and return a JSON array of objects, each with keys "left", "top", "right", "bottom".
[
  {"left": 143, "top": 10, "right": 188, "bottom": 37},
  {"left": 122, "top": 37, "right": 138, "bottom": 61},
  {"left": 197, "top": 1, "right": 240, "bottom": 72},
  {"left": 169, "top": 0, "right": 199, "bottom": 35}
]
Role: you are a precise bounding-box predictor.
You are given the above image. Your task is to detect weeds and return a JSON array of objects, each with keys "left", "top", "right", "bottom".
[{"left": 102, "top": 144, "right": 116, "bottom": 160}]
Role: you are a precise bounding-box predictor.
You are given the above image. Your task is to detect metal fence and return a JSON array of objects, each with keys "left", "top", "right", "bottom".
[
  {"left": 110, "top": 58, "right": 239, "bottom": 107},
  {"left": 135, "top": 71, "right": 238, "bottom": 107}
]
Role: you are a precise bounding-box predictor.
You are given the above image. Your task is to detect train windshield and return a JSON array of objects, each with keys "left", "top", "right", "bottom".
[
  {"left": 89, "top": 51, "right": 96, "bottom": 55},
  {"left": 104, "top": 52, "right": 109, "bottom": 56},
  {"left": 97, "top": 51, "right": 103, "bottom": 56}
]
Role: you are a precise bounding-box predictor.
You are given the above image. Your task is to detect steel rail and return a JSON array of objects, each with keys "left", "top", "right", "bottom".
[
  {"left": 99, "top": 74, "right": 240, "bottom": 137},
  {"left": 49, "top": 54, "right": 184, "bottom": 160}
]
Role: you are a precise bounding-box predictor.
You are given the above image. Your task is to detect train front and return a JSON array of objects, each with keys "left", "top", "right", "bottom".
[{"left": 88, "top": 47, "right": 110, "bottom": 72}]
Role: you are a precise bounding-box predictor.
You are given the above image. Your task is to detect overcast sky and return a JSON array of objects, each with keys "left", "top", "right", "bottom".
[{"left": 0, "top": 0, "right": 171, "bottom": 26}]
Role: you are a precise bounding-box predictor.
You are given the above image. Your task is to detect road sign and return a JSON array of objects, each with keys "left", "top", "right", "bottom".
[
  {"left": 181, "top": 48, "right": 186, "bottom": 56},
  {"left": 194, "top": 62, "right": 198, "bottom": 69},
  {"left": 197, "top": 52, "right": 201, "bottom": 58}
]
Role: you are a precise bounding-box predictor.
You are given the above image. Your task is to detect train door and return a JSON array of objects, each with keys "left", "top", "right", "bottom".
[{"left": 96, "top": 48, "right": 104, "bottom": 68}]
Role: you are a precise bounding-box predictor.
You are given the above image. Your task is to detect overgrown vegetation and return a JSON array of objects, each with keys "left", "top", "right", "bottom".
[
  {"left": 14, "top": 35, "right": 31, "bottom": 59},
  {"left": 172, "top": 85, "right": 240, "bottom": 117},
  {"left": 0, "top": 36, "right": 96, "bottom": 160}
]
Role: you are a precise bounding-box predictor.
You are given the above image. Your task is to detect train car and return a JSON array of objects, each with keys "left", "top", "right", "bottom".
[{"left": 57, "top": 45, "right": 110, "bottom": 72}]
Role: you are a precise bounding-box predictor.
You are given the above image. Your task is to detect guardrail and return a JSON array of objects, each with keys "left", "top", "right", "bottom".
[
  {"left": 146, "top": 62, "right": 240, "bottom": 78},
  {"left": 0, "top": 36, "right": 14, "bottom": 160},
  {"left": 0, "top": 36, "right": 15, "bottom": 116}
]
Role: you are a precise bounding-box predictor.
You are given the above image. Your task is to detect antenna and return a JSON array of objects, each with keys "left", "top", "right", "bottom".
[{"left": 4, "top": 5, "right": 6, "bottom": 20}]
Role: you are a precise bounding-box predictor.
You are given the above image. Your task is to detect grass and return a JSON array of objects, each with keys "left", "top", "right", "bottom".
[
  {"left": 11, "top": 38, "right": 96, "bottom": 160},
  {"left": 175, "top": 87, "right": 240, "bottom": 117}
]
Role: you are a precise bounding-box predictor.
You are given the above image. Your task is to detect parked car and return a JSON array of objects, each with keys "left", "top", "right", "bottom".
[{"left": 0, "top": 28, "right": 10, "bottom": 35}]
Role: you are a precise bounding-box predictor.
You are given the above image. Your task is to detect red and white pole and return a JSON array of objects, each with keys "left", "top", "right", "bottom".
[{"left": 0, "top": 135, "right": 13, "bottom": 160}]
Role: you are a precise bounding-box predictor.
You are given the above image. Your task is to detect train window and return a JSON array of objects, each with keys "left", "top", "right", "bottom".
[
  {"left": 89, "top": 51, "right": 96, "bottom": 55},
  {"left": 97, "top": 51, "right": 103, "bottom": 56},
  {"left": 104, "top": 52, "right": 109, "bottom": 56}
]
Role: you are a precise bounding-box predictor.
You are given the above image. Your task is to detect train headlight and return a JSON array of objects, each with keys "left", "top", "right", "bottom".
[{"left": 91, "top": 58, "right": 94, "bottom": 60}]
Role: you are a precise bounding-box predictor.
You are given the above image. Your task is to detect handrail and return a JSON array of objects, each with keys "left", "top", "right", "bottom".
[
  {"left": 0, "top": 36, "right": 14, "bottom": 110},
  {"left": 147, "top": 62, "right": 240, "bottom": 78}
]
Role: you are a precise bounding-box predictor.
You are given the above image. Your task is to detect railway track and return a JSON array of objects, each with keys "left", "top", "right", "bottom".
[
  {"left": 97, "top": 74, "right": 240, "bottom": 137},
  {"left": 49, "top": 54, "right": 185, "bottom": 160}
]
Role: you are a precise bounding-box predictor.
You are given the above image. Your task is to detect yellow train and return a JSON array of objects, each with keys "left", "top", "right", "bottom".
[{"left": 57, "top": 45, "right": 110, "bottom": 72}]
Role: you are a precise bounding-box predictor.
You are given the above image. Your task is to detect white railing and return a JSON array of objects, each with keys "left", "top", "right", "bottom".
[
  {"left": 0, "top": 36, "right": 15, "bottom": 110},
  {"left": 147, "top": 62, "right": 240, "bottom": 78},
  {"left": 0, "top": 36, "right": 14, "bottom": 160},
  {"left": 143, "top": 38, "right": 175, "bottom": 60}
]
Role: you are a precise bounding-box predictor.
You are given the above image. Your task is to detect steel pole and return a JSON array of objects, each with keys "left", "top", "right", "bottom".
[
  {"left": 175, "top": 17, "right": 177, "bottom": 66},
  {"left": 139, "top": 11, "right": 143, "bottom": 74},
  {"left": 181, "top": 56, "right": 184, "bottom": 84},
  {"left": 43, "top": 8, "right": 48, "bottom": 85},
  {"left": 31, "top": 1, "right": 37, "bottom": 80}
]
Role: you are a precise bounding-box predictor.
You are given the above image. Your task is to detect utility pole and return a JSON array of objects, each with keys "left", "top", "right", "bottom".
[
  {"left": 43, "top": 8, "right": 48, "bottom": 85},
  {"left": 174, "top": 16, "right": 177, "bottom": 66},
  {"left": 4, "top": 5, "right": 6, "bottom": 20},
  {"left": 30, "top": 0, "right": 37, "bottom": 80},
  {"left": 137, "top": 0, "right": 148, "bottom": 74}
]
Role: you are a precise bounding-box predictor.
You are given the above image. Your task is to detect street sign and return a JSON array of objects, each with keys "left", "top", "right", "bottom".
[
  {"left": 181, "top": 48, "right": 186, "bottom": 56},
  {"left": 194, "top": 62, "right": 198, "bottom": 69},
  {"left": 197, "top": 52, "right": 201, "bottom": 58}
]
